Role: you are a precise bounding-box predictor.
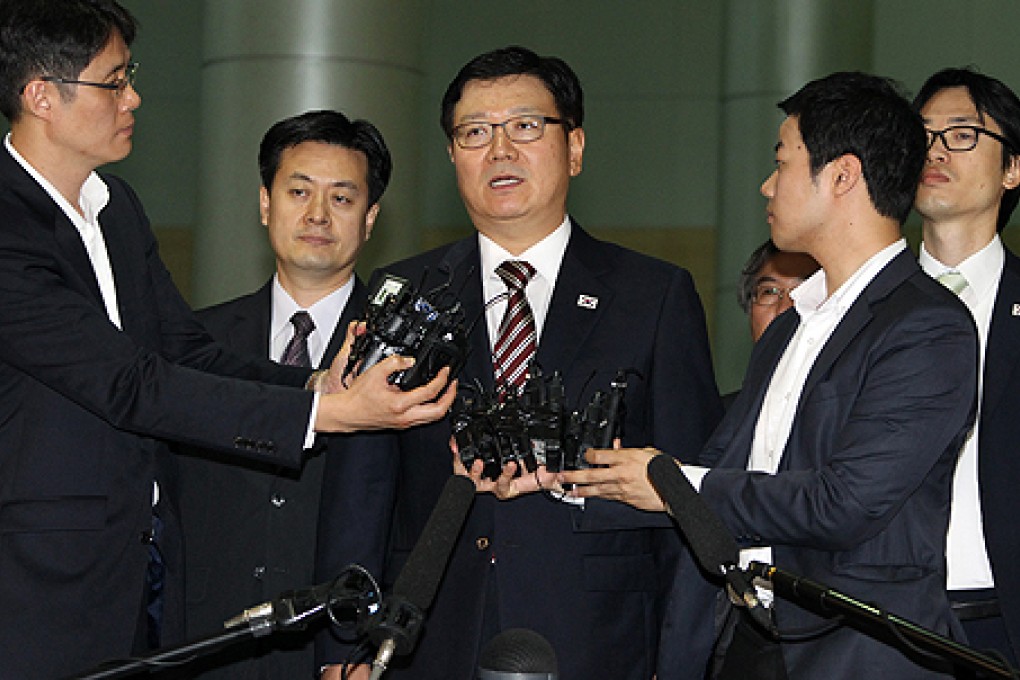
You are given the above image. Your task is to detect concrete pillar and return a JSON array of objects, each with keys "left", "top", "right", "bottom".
[
  {"left": 192, "top": 0, "right": 425, "bottom": 307},
  {"left": 714, "top": 0, "right": 874, "bottom": 392}
]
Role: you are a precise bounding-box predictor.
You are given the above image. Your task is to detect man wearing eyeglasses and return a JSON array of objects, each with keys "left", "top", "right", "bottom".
[
  {"left": 737, "top": 239, "right": 820, "bottom": 343},
  {"left": 913, "top": 67, "right": 1020, "bottom": 667},
  {"left": 363, "top": 46, "right": 722, "bottom": 680},
  {"left": 0, "top": 2, "right": 453, "bottom": 677}
]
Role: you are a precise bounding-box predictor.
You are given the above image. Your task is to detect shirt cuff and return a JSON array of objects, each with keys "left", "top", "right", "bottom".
[
  {"left": 682, "top": 464, "right": 710, "bottom": 491},
  {"left": 304, "top": 391, "right": 320, "bottom": 449}
]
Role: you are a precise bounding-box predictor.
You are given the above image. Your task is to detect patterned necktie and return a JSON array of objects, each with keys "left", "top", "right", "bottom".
[
  {"left": 492, "top": 260, "right": 538, "bottom": 395},
  {"left": 280, "top": 310, "right": 315, "bottom": 368},
  {"left": 937, "top": 270, "right": 969, "bottom": 297}
]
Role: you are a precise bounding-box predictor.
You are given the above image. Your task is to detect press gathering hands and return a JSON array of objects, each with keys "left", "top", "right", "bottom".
[
  {"left": 454, "top": 436, "right": 672, "bottom": 514},
  {"left": 313, "top": 321, "right": 458, "bottom": 433}
]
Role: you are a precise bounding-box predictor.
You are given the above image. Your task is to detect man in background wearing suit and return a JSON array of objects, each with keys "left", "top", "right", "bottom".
[
  {"left": 913, "top": 67, "right": 1020, "bottom": 666},
  {"left": 177, "top": 110, "right": 395, "bottom": 680},
  {"left": 371, "top": 46, "right": 723, "bottom": 680},
  {"left": 566, "top": 72, "right": 978, "bottom": 679},
  {"left": 0, "top": 3, "right": 452, "bottom": 677}
]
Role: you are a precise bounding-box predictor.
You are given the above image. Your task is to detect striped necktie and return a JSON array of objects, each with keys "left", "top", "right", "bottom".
[{"left": 492, "top": 260, "right": 537, "bottom": 396}]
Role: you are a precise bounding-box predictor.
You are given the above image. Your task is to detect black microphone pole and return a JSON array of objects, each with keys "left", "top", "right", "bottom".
[
  {"left": 749, "top": 561, "right": 1018, "bottom": 679},
  {"left": 68, "top": 567, "right": 377, "bottom": 680}
]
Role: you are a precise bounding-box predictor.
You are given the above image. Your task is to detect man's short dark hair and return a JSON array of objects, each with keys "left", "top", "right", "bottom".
[
  {"left": 737, "top": 239, "right": 780, "bottom": 314},
  {"left": 258, "top": 109, "right": 392, "bottom": 207},
  {"left": 913, "top": 67, "right": 1020, "bottom": 232},
  {"left": 0, "top": 0, "right": 137, "bottom": 122},
  {"left": 779, "top": 72, "right": 926, "bottom": 225},
  {"left": 439, "top": 45, "right": 583, "bottom": 139}
]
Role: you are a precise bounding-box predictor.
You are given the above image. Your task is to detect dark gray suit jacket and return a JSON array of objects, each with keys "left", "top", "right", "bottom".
[
  {"left": 974, "top": 246, "right": 1020, "bottom": 659},
  {"left": 0, "top": 145, "right": 315, "bottom": 679},
  {"left": 695, "top": 249, "right": 978, "bottom": 679},
  {"left": 176, "top": 279, "right": 398, "bottom": 679},
  {"left": 373, "top": 221, "right": 723, "bottom": 680}
]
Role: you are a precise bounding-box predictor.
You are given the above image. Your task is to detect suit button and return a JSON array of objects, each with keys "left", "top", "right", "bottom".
[
  {"left": 270, "top": 494, "right": 286, "bottom": 508},
  {"left": 253, "top": 565, "right": 266, "bottom": 580},
  {"left": 475, "top": 537, "right": 490, "bottom": 551}
]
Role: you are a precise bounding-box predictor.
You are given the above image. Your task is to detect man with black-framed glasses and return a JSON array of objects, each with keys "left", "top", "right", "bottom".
[
  {"left": 0, "top": 2, "right": 453, "bottom": 677},
  {"left": 364, "top": 45, "right": 723, "bottom": 680},
  {"left": 913, "top": 66, "right": 1020, "bottom": 667}
]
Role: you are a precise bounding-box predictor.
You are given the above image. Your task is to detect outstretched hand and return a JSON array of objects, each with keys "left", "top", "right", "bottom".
[{"left": 558, "top": 446, "right": 667, "bottom": 512}]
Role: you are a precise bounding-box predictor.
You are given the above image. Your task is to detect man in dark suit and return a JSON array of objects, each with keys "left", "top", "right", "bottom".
[
  {"left": 370, "top": 46, "right": 723, "bottom": 680},
  {"left": 913, "top": 67, "right": 1020, "bottom": 666},
  {"left": 176, "top": 110, "right": 396, "bottom": 679},
  {"left": 565, "top": 73, "right": 978, "bottom": 679},
  {"left": 0, "top": 4, "right": 452, "bottom": 678}
]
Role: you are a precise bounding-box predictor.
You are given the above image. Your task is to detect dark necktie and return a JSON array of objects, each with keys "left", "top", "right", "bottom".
[
  {"left": 280, "top": 310, "right": 315, "bottom": 368},
  {"left": 492, "top": 260, "right": 538, "bottom": 395}
]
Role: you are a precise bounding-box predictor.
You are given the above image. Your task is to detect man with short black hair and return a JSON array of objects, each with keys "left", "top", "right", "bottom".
[
  {"left": 0, "top": 3, "right": 451, "bottom": 677},
  {"left": 178, "top": 109, "right": 396, "bottom": 680},
  {"left": 913, "top": 66, "right": 1020, "bottom": 666},
  {"left": 567, "top": 72, "right": 978, "bottom": 679},
  {"left": 370, "top": 46, "right": 722, "bottom": 680}
]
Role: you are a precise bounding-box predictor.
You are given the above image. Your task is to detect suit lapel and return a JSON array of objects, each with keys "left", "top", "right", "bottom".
[
  {"left": 436, "top": 238, "right": 493, "bottom": 391},
  {"left": 535, "top": 224, "right": 613, "bottom": 376},
  {"left": 983, "top": 248, "right": 1020, "bottom": 418},
  {"left": 796, "top": 249, "right": 914, "bottom": 407},
  {"left": 320, "top": 277, "right": 367, "bottom": 366},
  {"left": 0, "top": 147, "right": 106, "bottom": 312}
]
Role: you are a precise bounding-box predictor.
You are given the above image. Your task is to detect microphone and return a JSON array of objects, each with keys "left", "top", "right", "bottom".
[
  {"left": 478, "top": 628, "right": 559, "bottom": 679},
  {"left": 367, "top": 475, "right": 476, "bottom": 678},
  {"left": 646, "top": 454, "right": 774, "bottom": 633},
  {"left": 223, "top": 565, "right": 378, "bottom": 635}
]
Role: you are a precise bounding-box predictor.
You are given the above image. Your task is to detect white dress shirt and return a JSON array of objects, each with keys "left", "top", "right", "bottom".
[
  {"left": 478, "top": 215, "right": 571, "bottom": 349},
  {"left": 920, "top": 236, "right": 1002, "bottom": 591},
  {"left": 270, "top": 275, "right": 354, "bottom": 368}
]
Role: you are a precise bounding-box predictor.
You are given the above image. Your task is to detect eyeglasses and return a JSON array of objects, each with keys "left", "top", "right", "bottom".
[
  {"left": 925, "top": 124, "right": 1013, "bottom": 153},
  {"left": 451, "top": 115, "right": 567, "bottom": 149},
  {"left": 39, "top": 61, "right": 139, "bottom": 96},
  {"left": 752, "top": 283, "right": 794, "bottom": 308}
]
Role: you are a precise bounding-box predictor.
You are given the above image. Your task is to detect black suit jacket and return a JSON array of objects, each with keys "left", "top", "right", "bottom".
[
  {"left": 694, "top": 249, "right": 978, "bottom": 679},
  {"left": 0, "top": 145, "right": 316, "bottom": 679},
  {"left": 176, "top": 279, "right": 398, "bottom": 679},
  {"left": 373, "top": 221, "right": 723, "bottom": 680},
  {"left": 976, "top": 246, "right": 1020, "bottom": 658}
]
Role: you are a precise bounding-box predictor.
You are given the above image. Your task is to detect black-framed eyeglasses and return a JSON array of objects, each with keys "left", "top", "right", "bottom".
[
  {"left": 451, "top": 115, "right": 568, "bottom": 149},
  {"left": 925, "top": 124, "right": 1013, "bottom": 153},
  {"left": 752, "top": 283, "right": 793, "bottom": 308},
  {"left": 38, "top": 61, "right": 139, "bottom": 96}
]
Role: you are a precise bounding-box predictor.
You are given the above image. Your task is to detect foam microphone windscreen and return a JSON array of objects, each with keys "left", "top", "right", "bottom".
[
  {"left": 646, "top": 453, "right": 739, "bottom": 573},
  {"left": 478, "top": 628, "right": 558, "bottom": 679},
  {"left": 391, "top": 474, "right": 475, "bottom": 610}
]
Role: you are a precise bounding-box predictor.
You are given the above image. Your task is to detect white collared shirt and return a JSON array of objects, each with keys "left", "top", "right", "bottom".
[
  {"left": 270, "top": 275, "right": 354, "bottom": 368},
  {"left": 920, "top": 236, "right": 1002, "bottom": 591},
  {"left": 5, "top": 134, "right": 121, "bottom": 328},
  {"left": 478, "top": 216, "right": 571, "bottom": 348}
]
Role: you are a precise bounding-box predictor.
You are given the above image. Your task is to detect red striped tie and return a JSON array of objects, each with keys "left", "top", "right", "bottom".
[{"left": 492, "top": 260, "right": 537, "bottom": 396}]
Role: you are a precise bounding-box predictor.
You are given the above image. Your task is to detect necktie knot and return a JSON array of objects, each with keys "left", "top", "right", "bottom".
[
  {"left": 937, "top": 270, "right": 969, "bottom": 297},
  {"left": 281, "top": 310, "right": 315, "bottom": 367},
  {"left": 496, "top": 260, "right": 536, "bottom": 292}
]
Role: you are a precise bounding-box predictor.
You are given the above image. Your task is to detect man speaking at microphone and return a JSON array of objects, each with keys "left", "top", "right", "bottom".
[{"left": 563, "top": 72, "right": 979, "bottom": 680}]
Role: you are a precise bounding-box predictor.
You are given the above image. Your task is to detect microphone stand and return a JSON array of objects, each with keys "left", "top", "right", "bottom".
[
  {"left": 68, "top": 624, "right": 262, "bottom": 680},
  {"left": 749, "top": 561, "right": 1018, "bottom": 679},
  {"left": 68, "top": 567, "right": 378, "bottom": 680}
]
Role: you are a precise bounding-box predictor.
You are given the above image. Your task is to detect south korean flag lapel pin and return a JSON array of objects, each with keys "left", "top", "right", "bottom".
[{"left": 577, "top": 294, "right": 598, "bottom": 310}]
